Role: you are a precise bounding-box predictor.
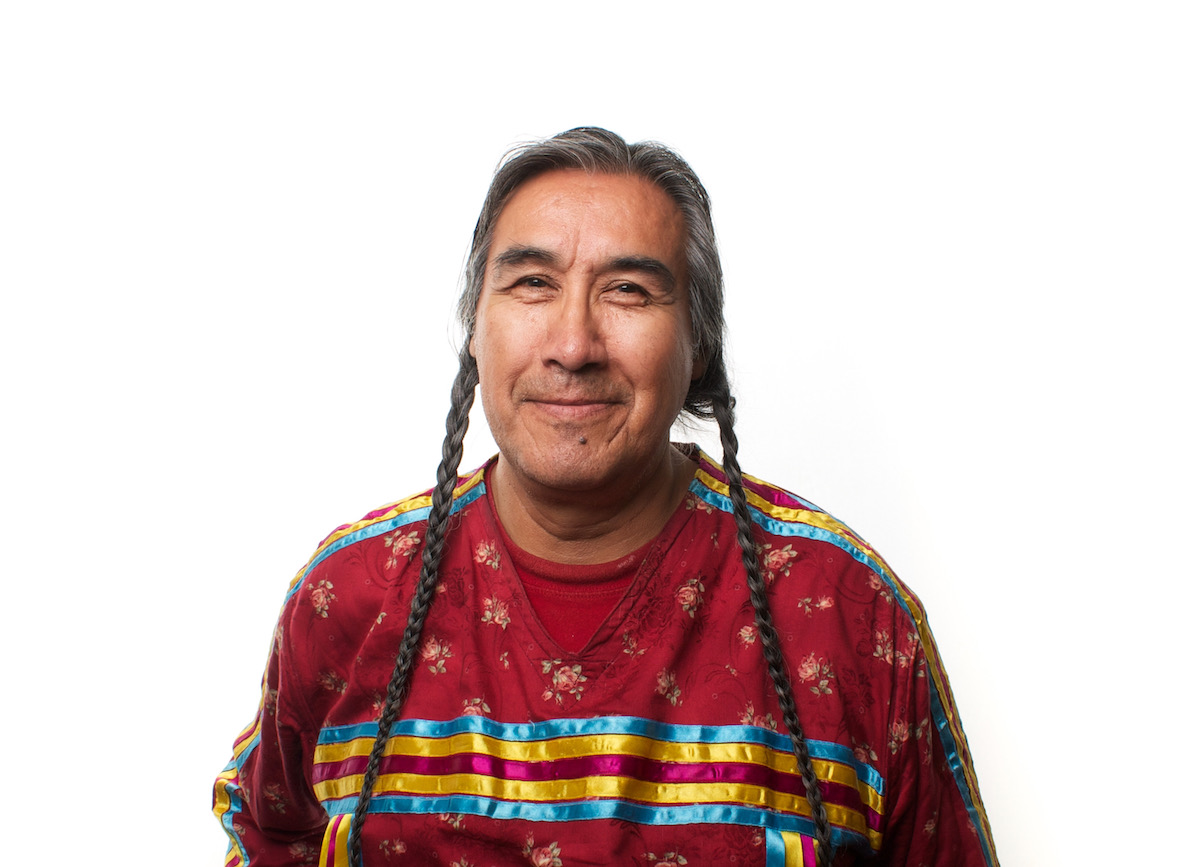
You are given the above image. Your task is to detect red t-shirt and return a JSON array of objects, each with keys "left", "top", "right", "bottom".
[{"left": 487, "top": 475, "right": 643, "bottom": 654}]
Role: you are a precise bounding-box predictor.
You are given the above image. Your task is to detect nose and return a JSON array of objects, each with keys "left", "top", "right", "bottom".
[{"left": 542, "top": 290, "right": 607, "bottom": 372}]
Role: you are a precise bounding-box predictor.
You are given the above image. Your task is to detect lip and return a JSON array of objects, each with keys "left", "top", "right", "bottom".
[{"left": 524, "top": 398, "right": 619, "bottom": 422}]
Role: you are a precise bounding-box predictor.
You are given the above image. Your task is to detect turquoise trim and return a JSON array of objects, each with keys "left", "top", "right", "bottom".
[
  {"left": 284, "top": 483, "right": 486, "bottom": 602},
  {"left": 218, "top": 754, "right": 252, "bottom": 865},
  {"left": 690, "top": 482, "right": 883, "bottom": 570},
  {"left": 928, "top": 684, "right": 996, "bottom": 867},
  {"left": 321, "top": 794, "right": 863, "bottom": 849},
  {"left": 765, "top": 828, "right": 786, "bottom": 866},
  {"left": 691, "top": 478, "right": 995, "bottom": 867}
]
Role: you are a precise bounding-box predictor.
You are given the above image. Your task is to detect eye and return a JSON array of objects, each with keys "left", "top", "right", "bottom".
[
  {"left": 615, "top": 282, "right": 648, "bottom": 297},
  {"left": 608, "top": 282, "right": 651, "bottom": 305},
  {"left": 507, "top": 275, "right": 556, "bottom": 299}
]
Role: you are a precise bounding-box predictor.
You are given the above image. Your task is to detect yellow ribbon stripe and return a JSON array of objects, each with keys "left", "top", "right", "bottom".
[
  {"left": 780, "top": 830, "right": 807, "bottom": 866},
  {"left": 286, "top": 466, "right": 487, "bottom": 592},
  {"left": 315, "top": 771, "right": 876, "bottom": 842},
  {"left": 313, "top": 731, "right": 883, "bottom": 817},
  {"left": 694, "top": 469, "right": 878, "bottom": 559},
  {"left": 317, "top": 813, "right": 352, "bottom": 867}
]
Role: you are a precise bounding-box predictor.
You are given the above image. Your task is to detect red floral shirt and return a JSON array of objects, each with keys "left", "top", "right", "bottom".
[{"left": 215, "top": 449, "right": 997, "bottom": 866}]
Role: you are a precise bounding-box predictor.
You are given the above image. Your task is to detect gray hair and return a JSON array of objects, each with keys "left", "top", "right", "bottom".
[{"left": 456, "top": 127, "right": 726, "bottom": 420}]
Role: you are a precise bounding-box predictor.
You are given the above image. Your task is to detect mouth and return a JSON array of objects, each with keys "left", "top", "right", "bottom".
[{"left": 524, "top": 398, "right": 619, "bottom": 422}]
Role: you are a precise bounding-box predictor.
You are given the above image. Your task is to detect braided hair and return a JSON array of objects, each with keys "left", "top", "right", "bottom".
[{"left": 348, "top": 129, "right": 833, "bottom": 866}]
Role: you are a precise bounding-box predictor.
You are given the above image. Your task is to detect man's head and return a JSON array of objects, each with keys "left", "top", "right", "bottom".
[
  {"left": 457, "top": 127, "right": 727, "bottom": 421},
  {"left": 469, "top": 169, "right": 696, "bottom": 496}
]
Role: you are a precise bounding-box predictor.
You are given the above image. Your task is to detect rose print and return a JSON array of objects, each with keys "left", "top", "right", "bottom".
[
  {"left": 317, "top": 671, "right": 347, "bottom": 694},
  {"left": 462, "top": 698, "right": 491, "bottom": 716},
  {"left": 288, "top": 842, "right": 318, "bottom": 865},
  {"left": 308, "top": 579, "right": 336, "bottom": 617},
  {"left": 263, "top": 782, "right": 288, "bottom": 814},
  {"left": 897, "top": 631, "right": 919, "bottom": 668},
  {"left": 656, "top": 669, "right": 681, "bottom": 706},
  {"left": 867, "top": 572, "right": 893, "bottom": 603},
  {"left": 759, "top": 543, "right": 798, "bottom": 582},
  {"left": 523, "top": 837, "right": 562, "bottom": 867},
  {"left": 378, "top": 839, "right": 407, "bottom": 859},
  {"left": 481, "top": 596, "right": 511, "bottom": 629},
  {"left": 797, "top": 653, "right": 821, "bottom": 682},
  {"left": 420, "top": 636, "right": 453, "bottom": 675},
  {"left": 873, "top": 629, "right": 894, "bottom": 664},
  {"left": 473, "top": 540, "right": 501, "bottom": 570},
  {"left": 622, "top": 631, "right": 646, "bottom": 657},
  {"left": 529, "top": 846, "right": 562, "bottom": 867},
  {"left": 852, "top": 737, "right": 879, "bottom": 763},
  {"left": 796, "top": 653, "right": 835, "bottom": 696},
  {"left": 675, "top": 577, "right": 704, "bottom": 618},
  {"left": 644, "top": 853, "right": 688, "bottom": 866},
  {"left": 382, "top": 529, "right": 420, "bottom": 570},
  {"left": 541, "top": 661, "right": 586, "bottom": 704},
  {"left": 798, "top": 595, "right": 835, "bottom": 616},
  {"left": 739, "top": 703, "right": 777, "bottom": 731},
  {"left": 888, "top": 720, "right": 911, "bottom": 754}
]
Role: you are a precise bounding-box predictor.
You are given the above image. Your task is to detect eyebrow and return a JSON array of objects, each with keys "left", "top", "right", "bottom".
[
  {"left": 491, "top": 246, "right": 679, "bottom": 292},
  {"left": 492, "top": 246, "right": 560, "bottom": 272}
]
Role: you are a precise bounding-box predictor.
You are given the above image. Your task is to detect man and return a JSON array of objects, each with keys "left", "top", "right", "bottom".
[{"left": 215, "top": 128, "right": 997, "bottom": 867}]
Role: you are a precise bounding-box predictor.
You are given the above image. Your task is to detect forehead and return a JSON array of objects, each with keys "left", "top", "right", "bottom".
[{"left": 490, "top": 169, "right": 688, "bottom": 272}]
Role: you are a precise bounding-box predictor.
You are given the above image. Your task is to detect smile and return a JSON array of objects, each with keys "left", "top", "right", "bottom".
[{"left": 523, "top": 399, "right": 619, "bottom": 422}]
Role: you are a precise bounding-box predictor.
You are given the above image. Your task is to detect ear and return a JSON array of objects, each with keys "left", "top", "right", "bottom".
[
  {"left": 691, "top": 352, "right": 706, "bottom": 383},
  {"left": 468, "top": 331, "right": 477, "bottom": 359}
]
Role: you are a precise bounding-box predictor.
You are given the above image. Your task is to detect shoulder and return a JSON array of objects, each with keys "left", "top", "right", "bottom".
[
  {"left": 688, "top": 448, "right": 932, "bottom": 631},
  {"left": 270, "top": 462, "right": 494, "bottom": 718},
  {"left": 687, "top": 456, "right": 999, "bottom": 864},
  {"left": 280, "top": 461, "right": 491, "bottom": 617}
]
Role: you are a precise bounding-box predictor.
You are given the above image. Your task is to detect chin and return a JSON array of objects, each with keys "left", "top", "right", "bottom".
[{"left": 505, "top": 440, "right": 630, "bottom": 494}]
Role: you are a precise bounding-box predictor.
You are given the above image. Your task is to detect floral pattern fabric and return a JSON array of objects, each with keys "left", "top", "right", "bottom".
[{"left": 215, "top": 449, "right": 996, "bottom": 867}]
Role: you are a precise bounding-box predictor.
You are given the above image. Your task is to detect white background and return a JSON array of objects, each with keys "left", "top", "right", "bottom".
[{"left": 2, "top": 3, "right": 1196, "bottom": 865}]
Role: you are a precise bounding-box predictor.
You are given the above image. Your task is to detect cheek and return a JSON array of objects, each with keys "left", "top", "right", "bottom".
[
  {"left": 625, "top": 329, "right": 694, "bottom": 406},
  {"left": 662, "top": 326, "right": 696, "bottom": 390},
  {"left": 472, "top": 316, "right": 528, "bottom": 408},
  {"left": 470, "top": 316, "right": 502, "bottom": 377}
]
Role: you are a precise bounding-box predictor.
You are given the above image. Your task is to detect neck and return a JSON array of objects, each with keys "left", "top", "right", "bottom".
[{"left": 490, "top": 445, "right": 695, "bottom": 565}]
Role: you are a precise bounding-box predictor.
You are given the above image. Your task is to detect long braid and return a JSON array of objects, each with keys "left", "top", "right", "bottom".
[
  {"left": 347, "top": 347, "right": 478, "bottom": 867},
  {"left": 711, "top": 376, "right": 835, "bottom": 865}
]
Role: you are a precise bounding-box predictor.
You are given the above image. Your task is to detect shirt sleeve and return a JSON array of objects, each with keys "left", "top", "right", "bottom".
[
  {"left": 878, "top": 599, "right": 998, "bottom": 867},
  {"left": 213, "top": 597, "right": 330, "bottom": 866}
]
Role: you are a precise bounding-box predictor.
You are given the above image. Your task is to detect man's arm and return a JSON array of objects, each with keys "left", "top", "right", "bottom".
[
  {"left": 214, "top": 607, "right": 329, "bottom": 866},
  {"left": 880, "top": 601, "right": 998, "bottom": 867}
]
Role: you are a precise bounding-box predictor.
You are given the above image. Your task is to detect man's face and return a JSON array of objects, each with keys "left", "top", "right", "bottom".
[{"left": 471, "top": 169, "right": 696, "bottom": 496}]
